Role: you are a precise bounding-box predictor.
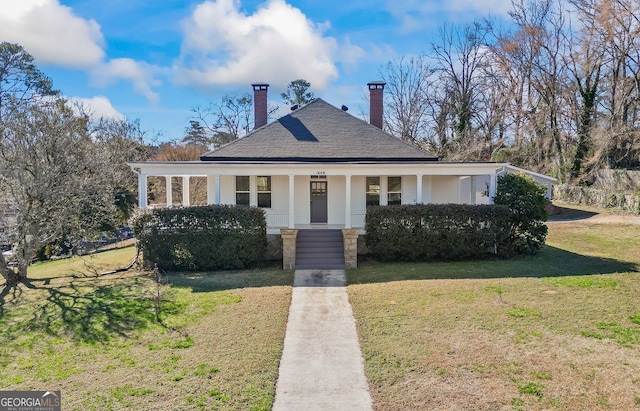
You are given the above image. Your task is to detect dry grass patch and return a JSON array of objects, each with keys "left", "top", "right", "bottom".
[
  {"left": 349, "top": 214, "right": 640, "bottom": 410},
  {"left": 0, "top": 254, "right": 294, "bottom": 410}
]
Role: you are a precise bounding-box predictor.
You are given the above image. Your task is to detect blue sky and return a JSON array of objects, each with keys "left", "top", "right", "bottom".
[{"left": 0, "top": 0, "right": 512, "bottom": 142}]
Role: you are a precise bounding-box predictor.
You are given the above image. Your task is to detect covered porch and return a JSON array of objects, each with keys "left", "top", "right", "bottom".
[{"left": 129, "top": 162, "right": 553, "bottom": 234}]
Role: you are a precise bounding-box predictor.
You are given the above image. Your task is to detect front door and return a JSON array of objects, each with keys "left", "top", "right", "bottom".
[{"left": 310, "top": 181, "right": 328, "bottom": 223}]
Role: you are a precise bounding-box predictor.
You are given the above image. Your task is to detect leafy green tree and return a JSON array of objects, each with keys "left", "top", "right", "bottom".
[
  {"left": 280, "top": 79, "right": 315, "bottom": 106},
  {"left": 494, "top": 172, "right": 549, "bottom": 255},
  {"left": 182, "top": 120, "right": 213, "bottom": 149}
]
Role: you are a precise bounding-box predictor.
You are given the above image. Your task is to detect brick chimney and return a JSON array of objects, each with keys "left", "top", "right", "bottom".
[
  {"left": 252, "top": 83, "right": 269, "bottom": 129},
  {"left": 367, "top": 81, "right": 385, "bottom": 129}
]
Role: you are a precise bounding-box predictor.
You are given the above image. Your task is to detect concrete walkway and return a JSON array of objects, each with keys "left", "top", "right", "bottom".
[{"left": 272, "top": 269, "right": 373, "bottom": 411}]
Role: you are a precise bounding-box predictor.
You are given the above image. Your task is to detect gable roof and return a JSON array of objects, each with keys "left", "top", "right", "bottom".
[{"left": 200, "top": 99, "right": 438, "bottom": 162}]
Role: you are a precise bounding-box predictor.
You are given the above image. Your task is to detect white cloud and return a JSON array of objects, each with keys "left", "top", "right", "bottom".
[
  {"left": 175, "top": 0, "right": 344, "bottom": 89},
  {"left": 91, "top": 58, "right": 162, "bottom": 104},
  {"left": 0, "top": 0, "right": 105, "bottom": 67},
  {"left": 0, "top": 0, "right": 161, "bottom": 103},
  {"left": 388, "top": 0, "right": 512, "bottom": 33},
  {"left": 69, "top": 95, "right": 125, "bottom": 121}
]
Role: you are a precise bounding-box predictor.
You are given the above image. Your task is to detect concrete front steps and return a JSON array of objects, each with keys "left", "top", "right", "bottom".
[{"left": 295, "top": 229, "right": 345, "bottom": 270}]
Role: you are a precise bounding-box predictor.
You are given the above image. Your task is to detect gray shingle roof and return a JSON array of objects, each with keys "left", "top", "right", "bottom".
[{"left": 200, "top": 99, "right": 437, "bottom": 162}]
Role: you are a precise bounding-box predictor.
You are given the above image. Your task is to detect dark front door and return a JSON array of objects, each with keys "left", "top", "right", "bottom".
[{"left": 310, "top": 181, "right": 328, "bottom": 223}]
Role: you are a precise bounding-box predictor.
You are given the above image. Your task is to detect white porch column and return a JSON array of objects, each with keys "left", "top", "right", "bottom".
[
  {"left": 166, "top": 176, "right": 173, "bottom": 206},
  {"left": 345, "top": 174, "right": 352, "bottom": 229},
  {"left": 138, "top": 173, "right": 148, "bottom": 209},
  {"left": 488, "top": 174, "right": 497, "bottom": 204},
  {"left": 380, "top": 175, "right": 388, "bottom": 205},
  {"left": 288, "top": 175, "right": 295, "bottom": 229},
  {"left": 206, "top": 175, "right": 215, "bottom": 205},
  {"left": 215, "top": 175, "right": 221, "bottom": 205},
  {"left": 470, "top": 176, "right": 477, "bottom": 205},
  {"left": 182, "top": 176, "right": 190, "bottom": 206},
  {"left": 250, "top": 175, "right": 257, "bottom": 207},
  {"left": 416, "top": 174, "right": 423, "bottom": 204}
]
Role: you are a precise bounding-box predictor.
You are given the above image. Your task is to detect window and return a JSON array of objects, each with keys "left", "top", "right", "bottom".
[
  {"left": 388, "top": 176, "right": 402, "bottom": 205},
  {"left": 366, "top": 177, "right": 380, "bottom": 206},
  {"left": 235, "top": 176, "right": 250, "bottom": 206},
  {"left": 257, "top": 176, "right": 271, "bottom": 208}
]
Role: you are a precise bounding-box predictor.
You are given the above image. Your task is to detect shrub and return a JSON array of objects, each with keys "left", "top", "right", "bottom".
[
  {"left": 365, "top": 204, "right": 512, "bottom": 262},
  {"left": 494, "top": 173, "right": 548, "bottom": 255},
  {"left": 132, "top": 205, "right": 267, "bottom": 271}
]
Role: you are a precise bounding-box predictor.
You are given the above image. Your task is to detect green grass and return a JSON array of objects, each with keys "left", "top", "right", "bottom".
[
  {"left": 26, "top": 246, "right": 138, "bottom": 279},
  {"left": 348, "top": 215, "right": 640, "bottom": 410},
  {"left": 0, "top": 253, "right": 294, "bottom": 410},
  {"left": 517, "top": 381, "right": 544, "bottom": 397}
]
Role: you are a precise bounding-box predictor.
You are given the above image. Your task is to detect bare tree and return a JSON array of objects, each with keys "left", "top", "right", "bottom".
[
  {"left": 90, "top": 117, "right": 152, "bottom": 221},
  {"left": 190, "top": 94, "right": 253, "bottom": 147},
  {"left": 566, "top": 0, "right": 606, "bottom": 180},
  {"left": 595, "top": 0, "right": 640, "bottom": 168},
  {"left": 380, "top": 56, "right": 433, "bottom": 146},
  {"left": 430, "top": 21, "right": 491, "bottom": 160}
]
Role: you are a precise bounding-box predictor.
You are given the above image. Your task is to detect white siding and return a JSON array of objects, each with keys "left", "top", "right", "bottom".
[
  {"left": 294, "top": 176, "right": 309, "bottom": 225},
  {"left": 220, "top": 175, "right": 235, "bottom": 204},
  {"left": 328, "top": 176, "right": 345, "bottom": 225},
  {"left": 351, "top": 176, "right": 366, "bottom": 228},
  {"left": 431, "top": 176, "right": 460, "bottom": 203},
  {"left": 475, "top": 175, "right": 491, "bottom": 204},
  {"left": 402, "top": 175, "right": 417, "bottom": 204},
  {"left": 459, "top": 176, "right": 491, "bottom": 205},
  {"left": 265, "top": 175, "right": 289, "bottom": 227}
]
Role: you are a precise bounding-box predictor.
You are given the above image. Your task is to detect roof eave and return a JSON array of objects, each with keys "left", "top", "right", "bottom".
[{"left": 199, "top": 156, "right": 440, "bottom": 163}]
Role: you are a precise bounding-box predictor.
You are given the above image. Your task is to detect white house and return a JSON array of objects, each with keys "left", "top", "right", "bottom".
[{"left": 128, "top": 82, "right": 556, "bottom": 268}]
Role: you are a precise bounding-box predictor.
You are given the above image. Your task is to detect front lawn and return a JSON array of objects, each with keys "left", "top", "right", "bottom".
[
  {"left": 0, "top": 256, "right": 294, "bottom": 410},
  {"left": 348, "top": 215, "right": 640, "bottom": 410}
]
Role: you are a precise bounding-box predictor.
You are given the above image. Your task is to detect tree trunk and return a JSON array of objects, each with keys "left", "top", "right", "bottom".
[{"left": 1, "top": 269, "right": 24, "bottom": 287}]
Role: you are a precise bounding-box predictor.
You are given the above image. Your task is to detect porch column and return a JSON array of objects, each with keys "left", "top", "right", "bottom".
[
  {"left": 206, "top": 175, "right": 215, "bottom": 205},
  {"left": 416, "top": 174, "right": 423, "bottom": 204},
  {"left": 470, "top": 176, "right": 477, "bottom": 205},
  {"left": 488, "top": 174, "right": 497, "bottom": 204},
  {"left": 380, "top": 175, "right": 388, "bottom": 205},
  {"left": 546, "top": 182, "right": 552, "bottom": 200},
  {"left": 182, "top": 176, "right": 190, "bottom": 206},
  {"left": 166, "top": 176, "right": 173, "bottom": 206},
  {"left": 215, "top": 175, "right": 221, "bottom": 204},
  {"left": 138, "top": 173, "right": 148, "bottom": 209},
  {"left": 288, "top": 175, "right": 295, "bottom": 229},
  {"left": 345, "top": 174, "right": 352, "bottom": 229},
  {"left": 250, "top": 175, "right": 257, "bottom": 207}
]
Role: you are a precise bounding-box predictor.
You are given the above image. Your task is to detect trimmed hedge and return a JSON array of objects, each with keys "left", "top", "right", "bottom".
[
  {"left": 365, "top": 204, "right": 512, "bottom": 262},
  {"left": 132, "top": 205, "right": 267, "bottom": 271}
]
